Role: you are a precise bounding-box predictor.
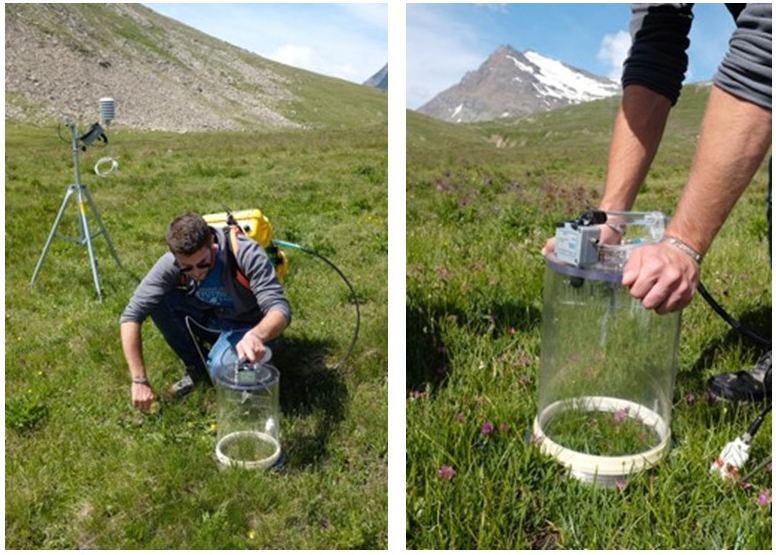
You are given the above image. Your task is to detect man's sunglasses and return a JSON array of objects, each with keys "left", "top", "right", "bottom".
[
  {"left": 178, "top": 260, "right": 212, "bottom": 273},
  {"left": 175, "top": 247, "right": 213, "bottom": 274}
]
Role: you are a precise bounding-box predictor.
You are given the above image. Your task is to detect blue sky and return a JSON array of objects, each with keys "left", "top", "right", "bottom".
[
  {"left": 407, "top": 3, "right": 737, "bottom": 109},
  {"left": 144, "top": 3, "right": 387, "bottom": 84}
]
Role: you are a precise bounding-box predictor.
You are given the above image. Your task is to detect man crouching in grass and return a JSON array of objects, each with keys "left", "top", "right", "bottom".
[{"left": 120, "top": 212, "right": 290, "bottom": 411}]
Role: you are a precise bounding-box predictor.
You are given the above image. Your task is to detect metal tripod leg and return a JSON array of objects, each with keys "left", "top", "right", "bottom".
[
  {"left": 30, "top": 183, "right": 77, "bottom": 288},
  {"left": 76, "top": 186, "right": 103, "bottom": 301},
  {"left": 81, "top": 183, "right": 123, "bottom": 269}
]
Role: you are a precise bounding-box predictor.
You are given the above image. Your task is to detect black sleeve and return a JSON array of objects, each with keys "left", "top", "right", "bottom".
[
  {"left": 713, "top": 4, "right": 771, "bottom": 111},
  {"left": 622, "top": 3, "right": 694, "bottom": 105}
]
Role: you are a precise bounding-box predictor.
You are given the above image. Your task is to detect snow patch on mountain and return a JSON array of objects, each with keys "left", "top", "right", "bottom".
[{"left": 524, "top": 50, "right": 620, "bottom": 102}]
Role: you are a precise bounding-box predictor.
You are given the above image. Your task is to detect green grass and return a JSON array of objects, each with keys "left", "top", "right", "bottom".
[
  {"left": 406, "top": 85, "right": 772, "bottom": 549},
  {"left": 5, "top": 120, "right": 387, "bottom": 549}
]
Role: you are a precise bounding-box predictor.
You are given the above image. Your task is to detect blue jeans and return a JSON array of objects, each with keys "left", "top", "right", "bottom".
[{"left": 149, "top": 290, "right": 258, "bottom": 383}]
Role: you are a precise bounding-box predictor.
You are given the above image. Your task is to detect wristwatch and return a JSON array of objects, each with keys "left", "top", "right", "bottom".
[
  {"left": 132, "top": 376, "right": 150, "bottom": 385},
  {"left": 660, "top": 235, "right": 703, "bottom": 264}
]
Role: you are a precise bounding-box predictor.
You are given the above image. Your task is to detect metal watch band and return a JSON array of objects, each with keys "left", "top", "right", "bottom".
[
  {"left": 132, "top": 376, "right": 150, "bottom": 385},
  {"left": 660, "top": 235, "right": 703, "bottom": 264}
]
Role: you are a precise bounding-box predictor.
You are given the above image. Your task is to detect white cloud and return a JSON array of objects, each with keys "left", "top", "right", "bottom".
[
  {"left": 406, "top": 5, "right": 489, "bottom": 109},
  {"left": 597, "top": 30, "right": 631, "bottom": 81},
  {"left": 272, "top": 44, "right": 314, "bottom": 68}
]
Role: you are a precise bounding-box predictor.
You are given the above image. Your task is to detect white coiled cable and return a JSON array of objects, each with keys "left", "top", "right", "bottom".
[{"left": 94, "top": 157, "right": 119, "bottom": 177}]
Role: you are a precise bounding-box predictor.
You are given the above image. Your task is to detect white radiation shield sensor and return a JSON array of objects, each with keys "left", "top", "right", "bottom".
[{"left": 99, "top": 97, "right": 115, "bottom": 126}]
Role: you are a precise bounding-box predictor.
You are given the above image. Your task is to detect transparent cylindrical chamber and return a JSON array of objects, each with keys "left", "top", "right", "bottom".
[
  {"left": 534, "top": 255, "right": 681, "bottom": 485},
  {"left": 214, "top": 362, "right": 281, "bottom": 470}
]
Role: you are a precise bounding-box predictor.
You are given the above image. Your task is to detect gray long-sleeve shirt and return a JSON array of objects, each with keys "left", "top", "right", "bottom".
[
  {"left": 624, "top": 3, "right": 772, "bottom": 110},
  {"left": 120, "top": 226, "right": 291, "bottom": 326}
]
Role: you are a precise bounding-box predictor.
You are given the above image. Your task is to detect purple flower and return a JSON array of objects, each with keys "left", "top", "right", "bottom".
[
  {"left": 518, "top": 374, "right": 531, "bottom": 386},
  {"left": 756, "top": 489, "right": 771, "bottom": 506},
  {"left": 685, "top": 392, "right": 696, "bottom": 404},
  {"left": 615, "top": 479, "right": 627, "bottom": 491},
  {"left": 499, "top": 422, "right": 509, "bottom": 433},
  {"left": 439, "top": 465, "right": 456, "bottom": 480},
  {"left": 455, "top": 412, "right": 464, "bottom": 422},
  {"left": 481, "top": 421, "right": 494, "bottom": 435},
  {"left": 613, "top": 408, "right": 629, "bottom": 422}
]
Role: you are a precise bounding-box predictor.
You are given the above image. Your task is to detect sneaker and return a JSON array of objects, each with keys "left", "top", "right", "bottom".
[
  {"left": 167, "top": 365, "right": 208, "bottom": 399},
  {"left": 167, "top": 374, "right": 195, "bottom": 399},
  {"left": 708, "top": 351, "right": 772, "bottom": 402}
]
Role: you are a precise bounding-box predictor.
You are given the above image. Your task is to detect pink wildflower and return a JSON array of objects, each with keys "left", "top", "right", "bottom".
[
  {"left": 499, "top": 422, "right": 509, "bottom": 433},
  {"left": 685, "top": 392, "right": 696, "bottom": 404},
  {"left": 481, "top": 421, "right": 494, "bottom": 435},
  {"left": 615, "top": 479, "right": 627, "bottom": 491},
  {"left": 757, "top": 489, "right": 771, "bottom": 506},
  {"left": 454, "top": 412, "right": 464, "bottom": 422},
  {"left": 439, "top": 466, "right": 456, "bottom": 480},
  {"left": 613, "top": 408, "right": 629, "bottom": 422}
]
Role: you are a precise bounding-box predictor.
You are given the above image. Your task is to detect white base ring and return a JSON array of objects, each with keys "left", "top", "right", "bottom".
[
  {"left": 533, "top": 396, "right": 670, "bottom": 486},
  {"left": 215, "top": 431, "right": 281, "bottom": 470}
]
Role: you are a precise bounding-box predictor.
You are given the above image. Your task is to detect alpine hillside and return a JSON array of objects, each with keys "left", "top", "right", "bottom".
[
  {"left": 5, "top": 3, "right": 387, "bottom": 132},
  {"left": 417, "top": 45, "right": 620, "bottom": 123}
]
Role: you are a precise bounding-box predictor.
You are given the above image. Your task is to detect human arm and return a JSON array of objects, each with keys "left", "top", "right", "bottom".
[
  {"left": 541, "top": 84, "right": 672, "bottom": 255},
  {"left": 233, "top": 235, "right": 292, "bottom": 363},
  {"left": 236, "top": 309, "right": 289, "bottom": 363},
  {"left": 120, "top": 320, "right": 156, "bottom": 411},
  {"left": 623, "top": 85, "right": 772, "bottom": 313}
]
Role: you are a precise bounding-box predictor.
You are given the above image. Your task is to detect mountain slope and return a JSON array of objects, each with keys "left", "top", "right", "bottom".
[
  {"left": 417, "top": 45, "right": 620, "bottom": 123},
  {"left": 364, "top": 64, "right": 388, "bottom": 91},
  {"left": 5, "top": 3, "right": 386, "bottom": 131}
]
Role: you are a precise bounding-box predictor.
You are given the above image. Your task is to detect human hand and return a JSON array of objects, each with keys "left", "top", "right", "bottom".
[
  {"left": 132, "top": 382, "right": 155, "bottom": 412},
  {"left": 621, "top": 242, "right": 699, "bottom": 314},
  {"left": 237, "top": 331, "right": 267, "bottom": 363}
]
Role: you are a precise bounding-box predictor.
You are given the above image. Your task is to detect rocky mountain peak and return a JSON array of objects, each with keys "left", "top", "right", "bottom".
[{"left": 417, "top": 45, "right": 620, "bottom": 123}]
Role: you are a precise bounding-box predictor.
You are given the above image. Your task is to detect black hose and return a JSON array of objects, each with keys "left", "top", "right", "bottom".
[
  {"left": 697, "top": 280, "right": 771, "bottom": 349},
  {"left": 274, "top": 239, "right": 360, "bottom": 371}
]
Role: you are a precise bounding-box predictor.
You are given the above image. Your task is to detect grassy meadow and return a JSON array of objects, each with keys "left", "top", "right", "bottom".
[
  {"left": 406, "top": 85, "right": 772, "bottom": 549},
  {"left": 5, "top": 119, "right": 387, "bottom": 548}
]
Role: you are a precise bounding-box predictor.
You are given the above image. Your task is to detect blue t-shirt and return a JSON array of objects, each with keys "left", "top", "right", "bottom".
[{"left": 194, "top": 244, "right": 235, "bottom": 308}]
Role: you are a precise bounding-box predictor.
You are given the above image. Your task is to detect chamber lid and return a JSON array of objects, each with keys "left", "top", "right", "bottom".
[
  {"left": 545, "top": 253, "right": 623, "bottom": 283},
  {"left": 214, "top": 350, "right": 279, "bottom": 391}
]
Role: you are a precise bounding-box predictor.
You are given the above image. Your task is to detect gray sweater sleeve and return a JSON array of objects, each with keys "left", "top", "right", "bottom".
[
  {"left": 119, "top": 253, "right": 179, "bottom": 324},
  {"left": 235, "top": 235, "right": 292, "bottom": 324},
  {"left": 625, "top": 4, "right": 772, "bottom": 110},
  {"left": 713, "top": 4, "right": 772, "bottom": 111},
  {"left": 623, "top": 3, "right": 694, "bottom": 106}
]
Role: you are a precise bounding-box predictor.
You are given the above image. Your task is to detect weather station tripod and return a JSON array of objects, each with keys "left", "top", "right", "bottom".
[{"left": 30, "top": 114, "right": 123, "bottom": 301}]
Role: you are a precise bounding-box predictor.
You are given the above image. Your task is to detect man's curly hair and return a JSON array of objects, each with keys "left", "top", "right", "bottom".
[{"left": 166, "top": 213, "right": 211, "bottom": 256}]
